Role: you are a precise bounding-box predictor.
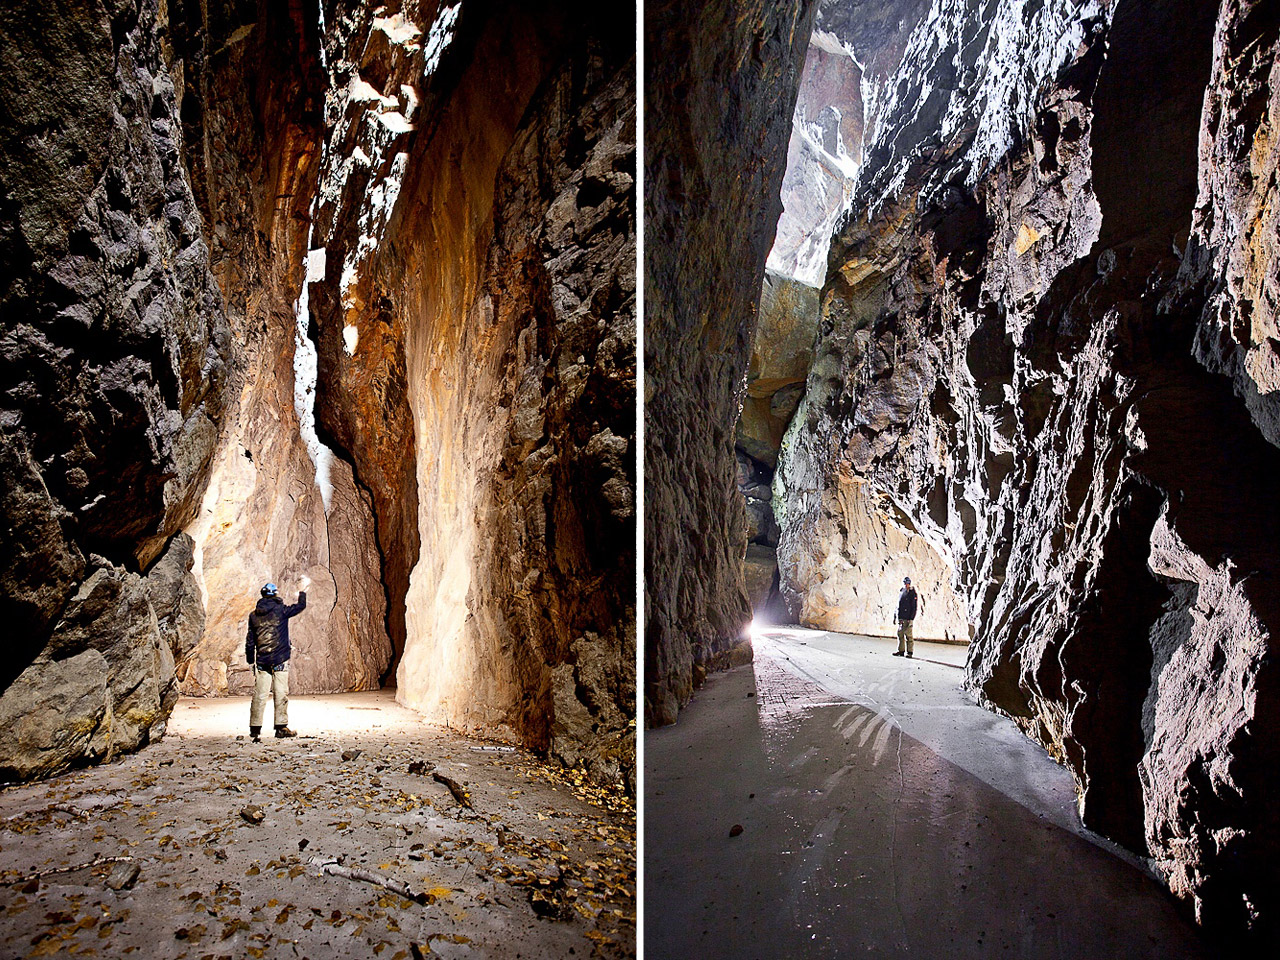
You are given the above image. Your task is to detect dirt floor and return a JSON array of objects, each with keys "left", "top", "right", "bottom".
[{"left": 0, "top": 691, "right": 635, "bottom": 959}]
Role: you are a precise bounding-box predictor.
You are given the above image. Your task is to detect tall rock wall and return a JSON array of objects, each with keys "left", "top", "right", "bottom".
[
  {"left": 644, "top": 0, "right": 817, "bottom": 726},
  {"left": 308, "top": 0, "right": 636, "bottom": 784},
  {"left": 0, "top": 0, "right": 232, "bottom": 778},
  {"left": 170, "top": 0, "right": 392, "bottom": 697},
  {"left": 775, "top": 0, "right": 1280, "bottom": 945},
  {"left": 734, "top": 1, "right": 941, "bottom": 633}
]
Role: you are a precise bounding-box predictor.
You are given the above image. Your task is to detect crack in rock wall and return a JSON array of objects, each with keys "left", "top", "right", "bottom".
[
  {"left": 0, "top": 0, "right": 232, "bottom": 778},
  {"left": 774, "top": 0, "right": 1280, "bottom": 945},
  {"left": 309, "top": 0, "right": 636, "bottom": 785},
  {"left": 644, "top": 0, "right": 818, "bottom": 726},
  {"left": 174, "top": 0, "right": 393, "bottom": 698}
]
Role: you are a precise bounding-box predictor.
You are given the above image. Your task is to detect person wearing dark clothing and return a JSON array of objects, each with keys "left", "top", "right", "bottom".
[
  {"left": 245, "top": 581, "right": 307, "bottom": 740},
  {"left": 893, "top": 577, "right": 919, "bottom": 658}
]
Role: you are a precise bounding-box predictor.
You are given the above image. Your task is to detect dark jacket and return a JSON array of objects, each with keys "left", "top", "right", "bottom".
[
  {"left": 245, "top": 593, "right": 306, "bottom": 669},
  {"left": 897, "top": 587, "right": 918, "bottom": 622}
]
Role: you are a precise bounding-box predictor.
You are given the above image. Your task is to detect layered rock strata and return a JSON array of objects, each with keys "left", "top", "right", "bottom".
[
  {"left": 645, "top": 0, "right": 818, "bottom": 725},
  {"left": 774, "top": 0, "right": 1279, "bottom": 945},
  {"left": 308, "top": 1, "right": 636, "bottom": 784},
  {"left": 0, "top": 0, "right": 231, "bottom": 778}
]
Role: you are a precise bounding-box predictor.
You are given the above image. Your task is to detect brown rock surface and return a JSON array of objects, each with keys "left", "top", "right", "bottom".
[
  {"left": 737, "top": 273, "right": 820, "bottom": 470},
  {"left": 168, "top": 0, "right": 392, "bottom": 696},
  {"left": 308, "top": 1, "right": 636, "bottom": 784},
  {"left": 3, "top": 0, "right": 630, "bottom": 793},
  {"left": 776, "top": 475, "right": 969, "bottom": 641}
]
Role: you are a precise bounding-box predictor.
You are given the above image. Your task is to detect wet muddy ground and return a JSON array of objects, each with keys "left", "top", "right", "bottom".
[{"left": 0, "top": 692, "right": 635, "bottom": 959}]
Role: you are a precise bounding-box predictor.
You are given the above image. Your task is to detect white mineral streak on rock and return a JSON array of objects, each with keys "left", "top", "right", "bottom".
[
  {"left": 340, "top": 261, "right": 360, "bottom": 310},
  {"left": 860, "top": 0, "right": 1105, "bottom": 208},
  {"left": 422, "top": 3, "right": 462, "bottom": 79},
  {"left": 306, "top": 247, "right": 326, "bottom": 283},
  {"left": 400, "top": 83, "right": 420, "bottom": 120},
  {"left": 350, "top": 75, "right": 396, "bottom": 107},
  {"left": 377, "top": 111, "right": 416, "bottom": 134},
  {"left": 294, "top": 224, "right": 335, "bottom": 512},
  {"left": 809, "top": 27, "right": 864, "bottom": 68},
  {"left": 373, "top": 12, "right": 423, "bottom": 48}
]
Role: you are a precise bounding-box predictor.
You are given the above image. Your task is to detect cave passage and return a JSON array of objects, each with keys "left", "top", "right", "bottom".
[
  {"left": 644, "top": 0, "right": 1280, "bottom": 947},
  {"left": 0, "top": 0, "right": 636, "bottom": 804},
  {"left": 645, "top": 630, "right": 1208, "bottom": 959}
]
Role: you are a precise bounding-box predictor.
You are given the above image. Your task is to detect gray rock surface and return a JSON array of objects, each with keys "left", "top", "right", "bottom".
[
  {"left": 0, "top": 556, "right": 179, "bottom": 780},
  {"left": 0, "top": 0, "right": 231, "bottom": 776},
  {"left": 771, "top": 0, "right": 1279, "bottom": 946},
  {"left": 645, "top": 0, "right": 818, "bottom": 726}
]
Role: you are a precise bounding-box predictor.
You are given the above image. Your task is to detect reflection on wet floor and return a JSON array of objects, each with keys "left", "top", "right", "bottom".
[{"left": 646, "top": 631, "right": 1209, "bottom": 960}]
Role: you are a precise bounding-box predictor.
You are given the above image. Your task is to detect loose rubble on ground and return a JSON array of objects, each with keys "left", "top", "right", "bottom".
[{"left": 0, "top": 695, "right": 635, "bottom": 958}]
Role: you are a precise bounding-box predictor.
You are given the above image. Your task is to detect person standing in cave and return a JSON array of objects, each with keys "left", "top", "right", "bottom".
[
  {"left": 245, "top": 579, "right": 308, "bottom": 741},
  {"left": 893, "top": 576, "right": 919, "bottom": 659}
]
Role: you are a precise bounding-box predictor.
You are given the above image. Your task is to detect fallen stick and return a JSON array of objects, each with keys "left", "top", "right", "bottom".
[
  {"left": 432, "top": 772, "right": 472, "bottom": 809},
  {"left": 2, "top": 855, "right": 136, "bottom": 885},
  {"left": 311, "top": 857, "right": 425, "bottom": 903}
]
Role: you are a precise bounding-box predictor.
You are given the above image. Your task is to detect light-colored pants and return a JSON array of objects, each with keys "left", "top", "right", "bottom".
[
  {"left": 250, "top": 664, "right": 289, "bottom": 728},
  {"left": 896, "top": 619, "right": 914, "bottom": 655}
]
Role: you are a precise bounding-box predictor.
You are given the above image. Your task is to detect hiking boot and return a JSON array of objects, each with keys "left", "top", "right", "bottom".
[
  {"left": 906, "top": 652, "right": 914, "bottom": 659},
  {"left": 250, "top": 726, "right": 261, "bottom": 742},
  {"left": 274, "top": 726, "right": 297, "bottom": 738},
  {"left": 892, "top": 651, "right": 904, "bottom": 657}
]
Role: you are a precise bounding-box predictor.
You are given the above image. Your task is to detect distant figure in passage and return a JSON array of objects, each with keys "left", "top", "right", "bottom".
[
  {"left": 245, "top": 579, "right": 308, "bottom": 741},
  {"left": 893, "top": 576, "right": 918, "bottom": 659}
]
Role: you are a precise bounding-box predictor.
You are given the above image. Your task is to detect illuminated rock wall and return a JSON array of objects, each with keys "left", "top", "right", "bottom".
[
  {"left": 1, "top": 0, "right": 632, "bottom": 789},
  {"left": 175, "top": 0, "right": 392, "bottom": 697},
  {"left": 778, "top": 0, "right": 1280, "bottom": 945},
  {"left": 310, "top": 1, "right": 636, "bottom": 782},
  {"left": 644, "top": 0, "right": 818, "bottom": 725}
]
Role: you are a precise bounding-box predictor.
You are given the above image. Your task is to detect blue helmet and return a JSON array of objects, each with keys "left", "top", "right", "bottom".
[{"left": 261, "top": 582, "right": 278, "bottom": 597}]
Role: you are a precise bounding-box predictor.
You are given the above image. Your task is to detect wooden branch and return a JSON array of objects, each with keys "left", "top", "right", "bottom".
[
  {"left": 311, "top": 858, "right": 425, "bottom": 903},
  {"left": 432, "top": 772, "right": 472, "bottom": 809},
  {"left": 2, "top": 855, "right": 136, "bottom": 885}
]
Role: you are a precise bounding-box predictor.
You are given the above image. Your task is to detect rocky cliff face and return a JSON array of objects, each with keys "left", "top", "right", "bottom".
[
  {"left": 772, "top": 0, "right": 1280, "bottom": 945},
  {"left": 735, "top": 0, "right": 948, "bottom": 632},
  {"left": 0, "top": 0, "right": 232, "bottom": 779},
  {"left": 306, "top": 0, "right": 636, "bottom": 784},
  {"left": 2, "top": 0, "right": 634, "bottom": 789},
  {"left": 644, "top": 0, "right": 817, "bottom": 725}
]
